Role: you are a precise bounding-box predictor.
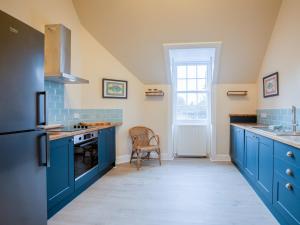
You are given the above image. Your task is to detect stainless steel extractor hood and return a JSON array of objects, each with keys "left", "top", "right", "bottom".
[{"left": 44, "top": 24, "right": 89, "bottom": 84}]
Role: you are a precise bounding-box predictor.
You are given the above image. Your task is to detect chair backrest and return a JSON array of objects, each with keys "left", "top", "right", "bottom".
[{"left": 129, "top": 126, "right": 155, "bottom": 148}]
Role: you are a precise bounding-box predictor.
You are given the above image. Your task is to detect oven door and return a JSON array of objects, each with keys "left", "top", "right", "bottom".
[{"left": 74, "top": 138, "right": 99, "bottom": 190}]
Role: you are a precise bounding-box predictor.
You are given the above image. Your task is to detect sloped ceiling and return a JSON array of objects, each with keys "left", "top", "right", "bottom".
[{"left": 73, "top": 0, "right": 282, "bottom": 84}]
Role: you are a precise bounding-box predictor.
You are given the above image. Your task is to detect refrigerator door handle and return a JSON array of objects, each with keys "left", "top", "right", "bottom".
[
  {"left": 39, "top": 132, "right": 50, "bottom": 167},
  {"left": 37, "top": 91, "right": 47, "bottom": 126}
]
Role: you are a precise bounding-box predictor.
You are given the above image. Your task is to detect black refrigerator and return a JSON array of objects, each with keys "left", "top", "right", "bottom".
[{"left": 0, "top": 10, "right": 48, "bottom": 225}]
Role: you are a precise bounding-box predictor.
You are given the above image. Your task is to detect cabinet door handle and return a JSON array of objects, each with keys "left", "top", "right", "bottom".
[
  {"left": 37, "top": 91, "right": 47, "bottom": 126},
  {"left": 286, "top": 151, "right": 294, "bottom": 158},
  {"left": 285, "top": 183, "right": 293, "bottom": 191},
  {"left": 39, "top": 132, "right": 50, "bottom": 167},
  {"left": 286, "top": 168, "right": 293, "bottom": 176}
]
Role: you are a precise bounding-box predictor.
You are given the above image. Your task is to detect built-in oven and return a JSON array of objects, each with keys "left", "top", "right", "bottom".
[{"left": 73, "top": 131, "right": 99, "bottom": 189}]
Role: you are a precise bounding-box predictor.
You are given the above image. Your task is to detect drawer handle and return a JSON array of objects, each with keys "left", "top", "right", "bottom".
[
  {"left": 286, "top": 151, "right": 294, "bottom": 158},
  {"left": 285, "top": 183, "right": 293, "bottom": 191},
  {"left": 286, "top": 169, "right": 293, "bottom": 176}
]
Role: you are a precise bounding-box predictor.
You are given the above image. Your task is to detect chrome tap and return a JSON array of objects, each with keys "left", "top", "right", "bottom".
[{"left": 292, "top": 105, "right": 297, "bottom": 133}]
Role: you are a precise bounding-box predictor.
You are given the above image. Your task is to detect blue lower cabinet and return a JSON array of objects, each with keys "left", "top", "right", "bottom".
[
  {"left": 273, "top": 173, "right": 300, "bottom": 225},
  {"left": 231, "top": 127, "right": 300, "bottom": 225},
  {"left": 244, "top": 131, "right": 258, "bottom": 182},
  {"left": 47, "top": 127, "right": 117, "bottom": 218},
  {"left": 47, "top": 137, "right": 74, "bottom": 216}
]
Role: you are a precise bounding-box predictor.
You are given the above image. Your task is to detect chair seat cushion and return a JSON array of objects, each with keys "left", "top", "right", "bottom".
[{"left": 136, "top": 145, "right": 159, "bottom": 151}]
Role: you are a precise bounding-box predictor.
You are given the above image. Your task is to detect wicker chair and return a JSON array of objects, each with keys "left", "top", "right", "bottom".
[{"left": 129, "top": 126, "right": 161, "bottom": 170}]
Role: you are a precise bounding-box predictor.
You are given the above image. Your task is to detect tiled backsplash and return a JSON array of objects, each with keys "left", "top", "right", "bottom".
[
  {"left": 257, "top": 108, "right": 300, "bottom": 130},
  {"left": 45, "top": 81, "right": 122, "bottom": 125}
]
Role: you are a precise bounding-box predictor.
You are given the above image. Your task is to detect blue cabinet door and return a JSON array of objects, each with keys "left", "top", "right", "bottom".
[
  {"left": 230, "top": 126, "right": 235, "bottom": 162},
  {"left": 235, "top": 127, "right": 245, "bottom": 169},
  {"left": 98, "top": 129, "right": 108, "bottom": 170},
  {"left": 244, "top": 131, "right": 258, "bottom": 182},
  {"left": 98, "top": 127, "right": 116, "bottom": 170},
  {"left": 257, "top": 135, "right": 274, "bottom": 203},
  {"left": 273, "top": 173, "right": 300, "bottom": 225},
  {"left": 47, "top": 137, "right": 74, "bottom": 211},
  {"left": 230, "top": 126, "right": 244, "bottom": 169},
  {"left": 108, "top": 127, "right": 116, "bottom": 165}
]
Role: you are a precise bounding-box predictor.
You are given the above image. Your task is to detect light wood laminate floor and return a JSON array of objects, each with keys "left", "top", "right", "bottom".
[{"left": 48, "top": 159, "right": 279, "bottom": 225}]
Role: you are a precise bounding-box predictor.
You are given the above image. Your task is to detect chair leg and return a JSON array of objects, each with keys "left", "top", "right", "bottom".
[
  {"left": 130, "top": 150, "right": 135, "bottom": 164},
  {"left": 158, "top": 148, "right": 161, "bottom": 166},
  {"left": 147, "top": 152, "right": 150, "bottom": 160},
  {"left": 136, "top": 150, "right": 141, "bottom": 170}
]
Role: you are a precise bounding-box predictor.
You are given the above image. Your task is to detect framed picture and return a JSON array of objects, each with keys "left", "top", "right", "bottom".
[
  {"left": 102, "top": 78, "right": 128, "bottom": 99},
  {"left": 263, "top": 72, "right": 279, "bottom": 98}
]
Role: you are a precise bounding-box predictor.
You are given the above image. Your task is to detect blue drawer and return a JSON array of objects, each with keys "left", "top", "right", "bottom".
[
  {"left": 274, "top": 141, "right": 300, "bottom": 166},
  {"left": 275, "top": 158, "right": 300, "bottom": 187},
  {"left": 273, "top": 173, "right": 300, "bottom": 225}
]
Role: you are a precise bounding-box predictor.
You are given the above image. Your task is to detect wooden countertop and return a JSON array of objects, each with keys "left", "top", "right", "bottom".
[
  {"left": 48, "top": 122, "right": 122, "bottom": 141},
  {"left": 231, "top": 123, "right": 300, "bottom": 149}
]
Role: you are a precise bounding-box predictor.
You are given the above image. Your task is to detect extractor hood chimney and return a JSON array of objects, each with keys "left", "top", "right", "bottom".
[{"left": 44, "top": 24, "right": 89, "bottom": 84}]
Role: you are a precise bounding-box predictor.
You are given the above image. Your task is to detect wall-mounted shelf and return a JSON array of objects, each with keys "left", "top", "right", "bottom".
[
  {"left": 227, "top": 91, "right": 248, "bottom": 96},
  {"left": 145, "top": 89, "right": 164, "bottom": 96}
]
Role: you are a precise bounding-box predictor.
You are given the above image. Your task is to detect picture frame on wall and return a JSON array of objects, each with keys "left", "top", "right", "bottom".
[
  {"left": 102, "top": 78, "right": 128, "bottom": 99},
  {"left": 263, "top": 72, "right": 279, "bottom": 98}
]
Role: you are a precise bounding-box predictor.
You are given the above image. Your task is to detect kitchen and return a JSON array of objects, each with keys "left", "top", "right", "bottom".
[{"left": 0, "top": 0, "right": 300, "bottom": 225}]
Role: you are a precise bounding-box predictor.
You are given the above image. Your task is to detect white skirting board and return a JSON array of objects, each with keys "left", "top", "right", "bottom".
[
  {"left": 116, "top": 153, "right": 230, "bottom": 164},
  {"left": 116, "top": 153, "right": 174, "bottom": 165},
  {"left": 209, "top": 154, "right": 231, "bottom": 162}
]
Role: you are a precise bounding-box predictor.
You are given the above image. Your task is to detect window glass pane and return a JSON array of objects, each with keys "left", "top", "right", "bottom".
[
  {"left": 197, "top": 93, "right": 208, "bottom": 106},
  {"left": 187, "top": 65, "right": 197, "bottom": 78},
  {"left": 177, "top": 79, "right": 186, "bottom": 91},
  {"left": 197, "top": 78, "right": 206, "bottom": 90},
  {"left": 176, "top": 93, "right": 186, "bottom": 106},
  {"left": 198, "top": 110, "right": 208, "bottom": 120},
  {"left": 187, "top": 79, "right": 197, "bottom": 91},
  {"left": 177, "top": 66, "right": 186, "bottom": 79},
  {"left": 197, "top": 65, "right": 207, "bottom": 78},
  {"left": 187, "top": 93, "right": 197, "bottom": 106}
]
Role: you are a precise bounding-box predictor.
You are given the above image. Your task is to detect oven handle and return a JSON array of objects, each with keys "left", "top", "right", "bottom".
[{"left": 75, "top": 139, "right": 98, "bottom": 148}]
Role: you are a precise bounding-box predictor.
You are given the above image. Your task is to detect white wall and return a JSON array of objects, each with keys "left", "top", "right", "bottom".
[
  {"left": 0, "top": 0, "right": 145, "bottom": 161},
  {"left": 258, "top": 0, "right": 300, "bottom": 109},
  {"left": 214, "top": 84, "right": 258, "bottom": 158},
  {"left": 143, "top": 85, "right": 173, "bottom": 159}
]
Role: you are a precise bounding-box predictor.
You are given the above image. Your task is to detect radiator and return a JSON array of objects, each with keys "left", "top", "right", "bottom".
[{"left": 174, "top": 125, "right": 208, "bottom": 157}]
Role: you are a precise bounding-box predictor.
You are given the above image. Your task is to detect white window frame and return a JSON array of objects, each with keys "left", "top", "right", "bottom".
[{"left": 174, "top": 61, "right": 212, "bottom": 125}]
